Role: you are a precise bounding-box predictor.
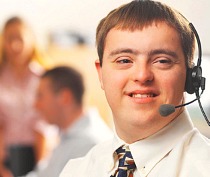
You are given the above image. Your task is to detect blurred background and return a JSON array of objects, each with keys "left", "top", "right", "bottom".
[{"left": 0, "top": 0, "right": 209, "bottom": 135}]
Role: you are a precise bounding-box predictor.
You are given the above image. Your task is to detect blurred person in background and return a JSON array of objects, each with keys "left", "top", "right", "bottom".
[
  {"left": 0, "top": 16, "right": 52, "bottom": 176},
  {"left": 23, "top": 66, "right": 112, "bottom": 177}
]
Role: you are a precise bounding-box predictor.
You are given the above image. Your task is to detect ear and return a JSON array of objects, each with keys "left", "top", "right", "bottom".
[{"left": 95, "top": 59, "right": 104, "bottom": 90}]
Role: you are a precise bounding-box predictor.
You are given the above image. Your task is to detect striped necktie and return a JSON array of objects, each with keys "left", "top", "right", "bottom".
[{"left": 111, "top": 145, "right": 136, "bottom": 177}]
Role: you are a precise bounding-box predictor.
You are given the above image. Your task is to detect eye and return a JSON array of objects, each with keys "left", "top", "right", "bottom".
[
  {"left": 153, "top": 58, "right": 174, "bottom": 69},
  {"left": 116, "top": 58, "right": 132, "bottom": 64},
  {"left": 113, "top": 57, "right": 133, "bottom": 69},
  {"left": 158, "top": 59, "right": 172, "bottom": 64}
]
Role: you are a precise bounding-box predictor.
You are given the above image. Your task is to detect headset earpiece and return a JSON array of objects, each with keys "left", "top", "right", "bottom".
[{"left": 185, "top": 66, "right": 203, "bottom": 94}]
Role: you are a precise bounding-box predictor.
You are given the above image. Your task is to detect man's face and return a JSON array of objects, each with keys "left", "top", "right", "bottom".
[
  {"left": 95, "top": 22, "right": 186, "bottom": 141},
  {"left": 35, "top": 78, "right": 62, "bottom": 125}
]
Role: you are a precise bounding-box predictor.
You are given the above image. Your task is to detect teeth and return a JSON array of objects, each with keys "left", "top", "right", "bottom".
[{"left": 132, "top": 93, "right": 154, "bottom": 98}]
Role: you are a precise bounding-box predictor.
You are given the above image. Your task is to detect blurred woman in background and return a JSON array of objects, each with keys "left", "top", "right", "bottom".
[{"left": 0, "top": 16, "right": 51, "bottom": 176}]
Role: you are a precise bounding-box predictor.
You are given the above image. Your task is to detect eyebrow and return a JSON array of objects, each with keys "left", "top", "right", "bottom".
[
  {"left": 108, "top": 48, "right": 178, "bottom": 59},
  {"left": 108, "top": 48, "right": 139, "bottom": 57},
  {"left": 148, "top": 49, "right": 178, "bottom": 58}
]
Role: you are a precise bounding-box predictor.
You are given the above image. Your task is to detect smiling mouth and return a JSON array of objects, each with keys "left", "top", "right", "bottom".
[{"left": 130, "top": 93, "right": 156, "bottom": 98}]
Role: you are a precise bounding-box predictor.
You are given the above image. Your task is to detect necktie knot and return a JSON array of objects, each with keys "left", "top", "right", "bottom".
[
  {"left": 116, "top": 145, "right": 136, "bottom": 170},
  {"left": 111, "top": 145, "right": 136, "bottom": 177}
]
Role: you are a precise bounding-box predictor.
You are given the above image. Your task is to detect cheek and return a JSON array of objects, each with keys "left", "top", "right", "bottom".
[
  {"left": 173, "top": 71, "right": 186, "bottom": 91},
  {"left": 101, "top": 70, "right": 127, "bottom": 106},
  {"left": 41, "top": 97, "right": 57, "bottom": 112},
  {"left": 102, "top": 69, "right": 126, "bottom": 92},
  {"left": 160, "top": 71, "right": 186, "bottom": 101}
]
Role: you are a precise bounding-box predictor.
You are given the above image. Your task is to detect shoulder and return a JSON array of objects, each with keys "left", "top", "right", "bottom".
[
  {"left": 59, "top": 139, "right": 113, "bottom": 177},
  {"left": 188, "top": 129, "right": 210, "bottom": 152},
  {"left": 65, "top": 139, "right": 113, "bottom": 164},
  {"left": 178, "top": 128, "right": 210, "bottom": 176},
  {"left": 185, "top": 129, "right": 210, "bottom": 174}
]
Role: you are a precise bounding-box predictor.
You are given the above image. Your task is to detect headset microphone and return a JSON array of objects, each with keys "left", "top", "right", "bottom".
[
  {"left": 159, "top": 23, "right": 210, "bottom": 126},
  {"left": 159, "top": 94, "right": 210, "bottom": 126},
  {"left": 159, "top": 98, "right": 198, "bottom": 117}
]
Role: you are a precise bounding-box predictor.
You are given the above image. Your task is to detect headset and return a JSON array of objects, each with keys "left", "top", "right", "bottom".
[
  {"left": 159, "top": 22, "right": 209, "bottom": 126},
  {"left": 179, "top": 23, "right": 209, "bottom": 125},
  {"left": 185, "top": 23, "right": 206, "bottom": 95}
]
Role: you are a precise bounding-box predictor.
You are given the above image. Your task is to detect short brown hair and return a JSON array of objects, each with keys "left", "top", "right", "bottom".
[
  {"left": 42, "top": 66, "right": 85, "bottom": 105},
  {"left": 96, "top": 0, "right": 195, "bottom": 68}
]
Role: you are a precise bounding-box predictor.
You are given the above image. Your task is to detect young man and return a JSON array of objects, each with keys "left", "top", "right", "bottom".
[
  {"left": 24, "top": 66, "right": 112, "bottom": 177},
  {"left": 60, "top": 1, "right": 210, "bottom": 176}
]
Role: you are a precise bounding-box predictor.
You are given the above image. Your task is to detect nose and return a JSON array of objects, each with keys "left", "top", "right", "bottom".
[{"left": 131, "top": 62, "right": 154, "bottom": 84}]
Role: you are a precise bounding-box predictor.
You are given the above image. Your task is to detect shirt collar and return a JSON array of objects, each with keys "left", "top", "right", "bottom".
[
  {"left": 110, "top": 110, "right": 194, "bottom": 175},
  {"left": 106, "top": 131, "right": 126, "bottom": 172}
]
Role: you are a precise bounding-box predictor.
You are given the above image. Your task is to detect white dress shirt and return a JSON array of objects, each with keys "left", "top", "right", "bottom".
[{"left": 59, "top": 109, "right": 210, "bottom": 177}]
